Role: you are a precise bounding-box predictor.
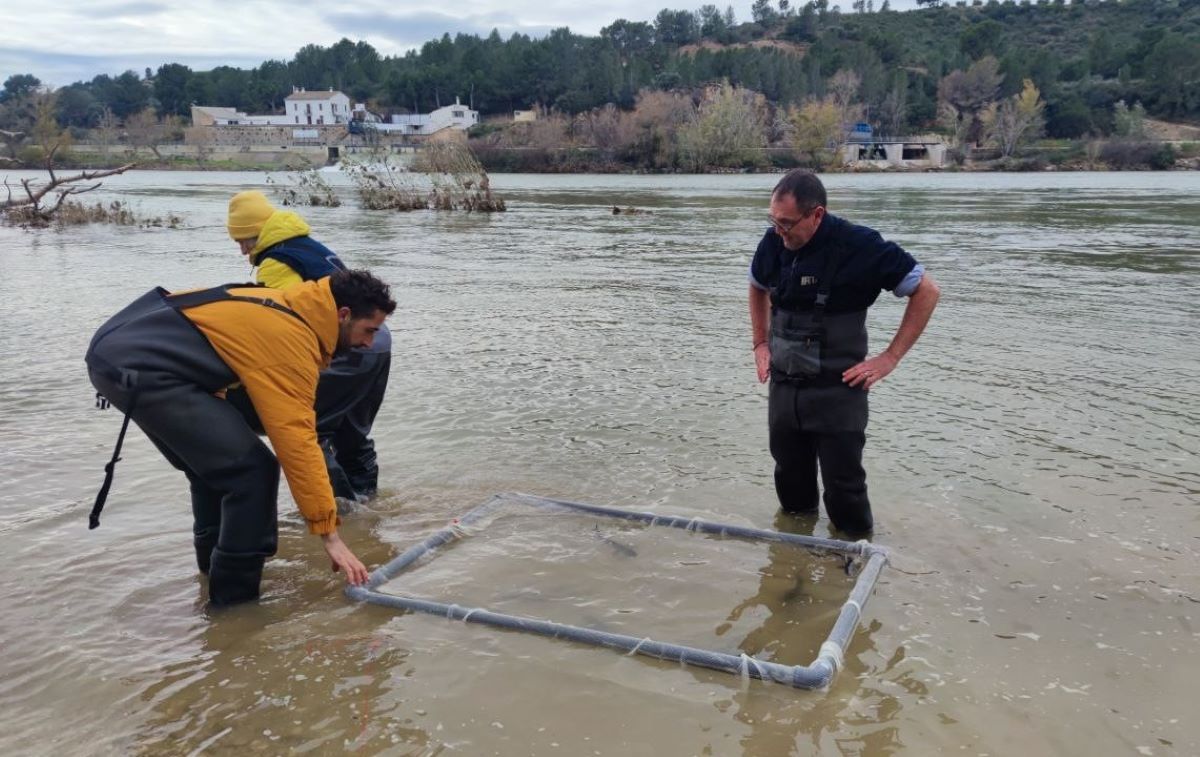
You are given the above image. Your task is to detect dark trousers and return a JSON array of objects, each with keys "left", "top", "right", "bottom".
[
  {"left": 227, "top": 351, "right": 390, "bottom": 503},
  {"left": 88, "top": 366, "right": 280, "bottom": 606},
  {"left": 768, "top": 381, "right": 873, "bottom": 535},
  {"left": 316, "top": 351, "right": 391, "bottom": 500}
]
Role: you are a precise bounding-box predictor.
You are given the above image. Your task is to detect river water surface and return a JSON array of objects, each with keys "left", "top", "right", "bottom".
[{"left": 0, "top": 170, "right": 1196, "bottom": 756}]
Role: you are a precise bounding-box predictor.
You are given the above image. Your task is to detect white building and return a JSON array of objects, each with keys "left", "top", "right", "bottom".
[
  {"left": 285, "top": 89, "right": 352, "bottom": 126},
  {"left": 192, "top": 90, "right": 352, "bottom": 128},
  {"left": 191, "top": 105, "right": 287, "bottom": 127},
  {"left": 389, "top": 97, "right": 478, "bottom": 134}
]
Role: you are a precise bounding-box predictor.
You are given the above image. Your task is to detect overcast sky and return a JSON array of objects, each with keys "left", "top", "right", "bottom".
[{"left": 2, "top": 0, "right": 920, "bottom": 87}]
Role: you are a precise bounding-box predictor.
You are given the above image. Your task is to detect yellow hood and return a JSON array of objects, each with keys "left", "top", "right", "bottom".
[{"left": 249, "top": 211, "right": 312, "bottom": 263}]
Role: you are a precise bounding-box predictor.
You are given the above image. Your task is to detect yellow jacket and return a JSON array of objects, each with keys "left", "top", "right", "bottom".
[
  {"left": 249, "top": 210, "right": 309, "bottom": 289},
  {"left": 184, "top": 278, "right": 340, "bottom": 534}
]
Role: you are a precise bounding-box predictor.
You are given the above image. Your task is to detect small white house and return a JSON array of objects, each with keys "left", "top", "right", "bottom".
[
  {"left": 285, "top": 88, "right": 352, "bottom": 126},
  {"left": 350, "top": 102, "right": 384, "bottom": 123},
  {"left": 389, "top": 97, "right": 478, "bottom": 134},
  {"left": 191, "top": 105, "right": 288, "bottom": 126}
]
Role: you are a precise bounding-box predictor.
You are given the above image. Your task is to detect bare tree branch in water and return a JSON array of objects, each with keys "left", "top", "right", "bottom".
[
  {"left": 0, "top": 91, "right": 171, "bottom": 228},
  {"left": 3, "top": 164, "right": 136, "bottom": 224},
  {"left": 1, "top": 91, "right": 140, "bottom": 225}
]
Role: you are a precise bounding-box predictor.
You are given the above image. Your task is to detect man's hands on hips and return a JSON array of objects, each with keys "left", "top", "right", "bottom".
[
  {"left": 754, "top": 342, "right": 771, "bottom": 383},
  {"left": 843, "top": 351, "right": 899, "bottom": 390},
  {"left": 321, "top": 531, "right": 369, "bottom": 585}
]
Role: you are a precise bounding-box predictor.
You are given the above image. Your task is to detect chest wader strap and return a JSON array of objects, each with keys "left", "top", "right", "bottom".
[
  {"left": 89, "top": 284, "right": 307, "bottom": 529},
  {"left": 165, "top": 284, "right": 309, "bottom": 327},
  {"left": 770, "top": 248, "right": 845, "bottom": 381},
  {"left": 89, "top": 369, "right": 139, "bottom": 530},
  {"left": 810, "top": 246, "right": 843, "bottom": 333}
]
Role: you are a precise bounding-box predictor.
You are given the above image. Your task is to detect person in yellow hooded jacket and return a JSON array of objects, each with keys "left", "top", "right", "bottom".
[
  {"left": 85, "top": 269, "right": 395, "bottom": 606},
  {"left": 226, "top": 191, "right": 391, "bottom": 505}
]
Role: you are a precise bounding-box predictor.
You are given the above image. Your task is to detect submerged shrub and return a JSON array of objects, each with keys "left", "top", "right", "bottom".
[
  {"left": 341, "top": 152, "right": 428, "bottom": 211},
  {"left": 413, "top": 141, "right": 506, "bottom": 212},
  {"left": 3, "top": 199, "right": 181, "bottom": 229},
  {"left": 267, "top": 169, "right": 341, "bottom": 207},
  {"left": 342, "top": 142, "right": 506, "bottom": 212}
]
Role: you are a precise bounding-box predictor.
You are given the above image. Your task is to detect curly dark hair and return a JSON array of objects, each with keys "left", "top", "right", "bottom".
[{"left": 329, "top": 269, "right": 396, "bottom": 319}]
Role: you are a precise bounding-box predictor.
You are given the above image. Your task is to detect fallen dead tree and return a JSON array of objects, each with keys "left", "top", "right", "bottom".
[{"left": 2, "top": 163, "right": 137, "bottom": 227}]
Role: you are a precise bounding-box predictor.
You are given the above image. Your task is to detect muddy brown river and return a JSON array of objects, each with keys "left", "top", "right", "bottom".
[{"left": 0, "top": 170, "right": 1196, "bottom": 755}]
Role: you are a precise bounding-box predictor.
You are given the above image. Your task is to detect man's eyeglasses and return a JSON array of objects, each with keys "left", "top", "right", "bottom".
[
  {"left": 767, "top": 209, "right": 815, "bottom": 233},
  {"left": 768, "top": 215, "right": 800, "bottom": 233}
]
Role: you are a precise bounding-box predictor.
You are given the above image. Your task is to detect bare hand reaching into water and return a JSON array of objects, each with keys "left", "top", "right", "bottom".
[{"left": 321, "top": 531, "right": 369, "bottom": 585}]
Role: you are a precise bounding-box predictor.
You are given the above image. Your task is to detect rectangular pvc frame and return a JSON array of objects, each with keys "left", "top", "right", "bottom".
[{"left": 347, "top": 492, "right": 889, "bottom": 689}]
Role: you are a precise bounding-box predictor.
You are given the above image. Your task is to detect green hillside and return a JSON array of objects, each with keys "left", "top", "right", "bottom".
[{"left": 2, "top": 0, "right": 1197, "bottom": 141}]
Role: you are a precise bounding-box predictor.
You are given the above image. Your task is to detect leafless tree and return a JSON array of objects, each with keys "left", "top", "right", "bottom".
[
  {"left": 95, "top": 107, "right": 119, "bottom": 155},
  {"left": 829, "top": 69, "right": 864, "bottom": 140},
  {"left": 124, "top": 108, "right": 181, "bottom": 160},
  {"left": 574, "top": 104, "right": 626, "bottom": 152},
  {"left": 982, "top": 79, "right": 1045, "bottom": 157},
  {"left": 677, "top": 81, "right": 768, "bottom": 171},
  {"left": 628, "top": 89, "right": 696, "bottom": 169},
  {"left": 938, "top": 56, "right": 1003, "bottom": 146},
  {"left": 878, "top": 83, "right": 908, "bottom": 137}
]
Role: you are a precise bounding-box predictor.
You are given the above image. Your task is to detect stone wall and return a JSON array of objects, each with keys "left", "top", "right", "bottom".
[
  {"left": 841, "top": 140, "right": 947, "bottom": 168},
  {"left": 184, "top": 124, "right": 348, "bottom": 147},
  {"left": 182, "top": 125, "right": 432, "bottom": 149},
  {"left": 70, "top": 142, "right": 332, "bottom": 167}
]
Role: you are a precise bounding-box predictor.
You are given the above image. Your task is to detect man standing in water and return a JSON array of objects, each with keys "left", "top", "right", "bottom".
[
  {"left": 749, "top": 170, "right": 940, "bottom": 534},
  {"left": 226, "top": 190, "right": 392, "bottom": 505},
  {"left": 85, "top": 270, "right": 395, "bottom": 605}
]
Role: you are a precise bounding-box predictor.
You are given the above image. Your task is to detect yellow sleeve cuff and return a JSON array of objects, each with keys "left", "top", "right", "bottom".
[{"left": 306, "top": 511, "right": 341, "bottom": 535}]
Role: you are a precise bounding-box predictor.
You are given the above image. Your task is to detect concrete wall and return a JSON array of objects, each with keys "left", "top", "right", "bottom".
[
  {"left": 184, "top": 124, "right": 348, "bottom": 147},
  {"left": 841, "top": 141, "right": 947, "bottom": 168},
  {"left": 182, "top": 124, "right": 440, "bottom": 149},
  {"left": 70, "top": 142, "right": 333, "bottom": 167}
]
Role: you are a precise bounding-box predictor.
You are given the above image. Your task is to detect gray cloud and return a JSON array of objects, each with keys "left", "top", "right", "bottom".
[
  {"left": 98, "top": 2, "right": 170, "bottom": 16},
  {"left": 0, "top": 47, "right": 269, "bottom": 86}
]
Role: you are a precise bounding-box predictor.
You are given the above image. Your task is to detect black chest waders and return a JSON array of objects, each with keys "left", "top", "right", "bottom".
[
  {"left": 87, "top": 284, "right": 308, "bottom": 529},
  {"left": 769, "top": 247, "right": 846, "bottom": 381},
  {"left": 766, "top": 250, "right": 874, "bottom": 534}
]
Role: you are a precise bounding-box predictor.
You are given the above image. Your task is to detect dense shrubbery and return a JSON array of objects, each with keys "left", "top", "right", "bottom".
[{"left": 1099, "top": 140, "right": 1177, "bottom": 170}]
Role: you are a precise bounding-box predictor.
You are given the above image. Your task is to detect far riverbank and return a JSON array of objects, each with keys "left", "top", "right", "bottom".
[{"left": 14, "top": 137, "right": 1200, "bottom": 174}]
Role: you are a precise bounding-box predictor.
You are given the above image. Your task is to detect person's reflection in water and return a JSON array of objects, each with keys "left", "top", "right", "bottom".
[
  {"left": 716, "top": 511, "right": 822, "bottom": 666},
  {"left": 128, "top": 529, "right": 439, "bottom": 754},
  {"left": 706, "top": 512, "right": 905, "bottom": 756}
]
